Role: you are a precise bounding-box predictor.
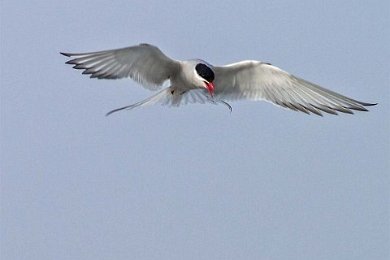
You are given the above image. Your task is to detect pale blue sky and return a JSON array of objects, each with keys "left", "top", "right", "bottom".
[{"left": 1, "top": 1, "right": 389, "bottom": 259}]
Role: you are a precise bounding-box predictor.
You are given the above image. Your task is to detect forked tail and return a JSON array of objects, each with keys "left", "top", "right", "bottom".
[
  {"left": 106, "top": 87, "right": 173, "bottom": 116},
  {"left": 106, "top": 87, "right": 233, "bottom": 116}
]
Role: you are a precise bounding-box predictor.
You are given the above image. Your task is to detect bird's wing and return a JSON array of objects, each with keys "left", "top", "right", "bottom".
[
  {"left": 61, "top": 43, "right": 181, "bottom": 90},
  {"left": 213, "top": 60, "right": 376, "bottom": 115}
]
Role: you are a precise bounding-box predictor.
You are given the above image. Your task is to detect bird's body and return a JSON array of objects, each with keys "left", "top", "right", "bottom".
[{"left": 61, "top": 43, "right": 376, "bottom": 116}]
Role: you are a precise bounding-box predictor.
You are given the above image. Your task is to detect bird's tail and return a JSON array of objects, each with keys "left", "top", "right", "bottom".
[
  {"left": 106, "top": 87, "right": 174, "bottom": 116},
  {"left": 106, "top": 87, "right": 233, "bottom": 116}
]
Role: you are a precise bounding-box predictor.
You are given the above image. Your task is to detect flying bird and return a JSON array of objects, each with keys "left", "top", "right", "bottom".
[{"left": 60, "top": 43, "right": 376, "bottom": 116}]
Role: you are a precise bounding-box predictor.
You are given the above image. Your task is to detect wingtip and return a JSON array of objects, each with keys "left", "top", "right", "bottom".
[
  {"left": 358, "top": 101, "right": 378, "bottom": 107},
  {"left": 60, "top": 52, "right": 71, "bottom": 57}
]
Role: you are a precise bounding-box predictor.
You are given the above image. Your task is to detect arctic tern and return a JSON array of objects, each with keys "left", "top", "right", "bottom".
[{"left": 60, "top": 43, "right": 376, "bottom": 116}]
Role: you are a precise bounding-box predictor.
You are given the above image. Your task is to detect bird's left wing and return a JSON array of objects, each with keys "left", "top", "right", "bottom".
[
  {"left": 61, "top": 43, "right": 181, "bottom": 90},
  {"left": 214, "top": 61, "right": 376, "bottom": 115}
]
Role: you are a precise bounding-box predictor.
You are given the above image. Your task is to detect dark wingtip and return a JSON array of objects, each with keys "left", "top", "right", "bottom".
[
  {"left": 358, "top": 101, "right": 378, "bottom": 107},
  {"left": 349, "top": 102, "right": 377, "bottom": 112},
  {"left": 60, "top": 52, "right": 71, "bottom": 57}
]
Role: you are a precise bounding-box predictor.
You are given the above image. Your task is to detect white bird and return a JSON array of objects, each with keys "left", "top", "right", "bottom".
[{"left": 61, "top": 43, "right": 376, "bottom": 116}]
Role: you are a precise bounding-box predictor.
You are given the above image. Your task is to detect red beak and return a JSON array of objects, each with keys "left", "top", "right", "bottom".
[{"left": 205, "top": 82, "right": 215, "bottom": 96}]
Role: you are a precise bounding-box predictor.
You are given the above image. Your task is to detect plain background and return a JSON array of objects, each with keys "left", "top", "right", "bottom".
[{"left": 1, "top": 1, "right": 389, "bottom": 259}]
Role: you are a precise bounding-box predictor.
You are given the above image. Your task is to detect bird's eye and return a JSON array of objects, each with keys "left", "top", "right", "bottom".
[{"left": 195, "top": 63, "right": 215, "bottom": 82}]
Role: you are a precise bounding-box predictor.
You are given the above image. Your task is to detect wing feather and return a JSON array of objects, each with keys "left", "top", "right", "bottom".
[
  {"left": 214, "top": 61, "right": 376, "bottom": 115},
  {"left": 61, "top": 43, "right": 180, "bottom": 90}
]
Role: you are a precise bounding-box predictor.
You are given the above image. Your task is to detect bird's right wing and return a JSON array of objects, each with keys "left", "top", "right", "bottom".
[
  {"left": 61, "top": 43, "right": 181, "bottom": 90},
  {"left": 214, "top": 61, "right": 376, "bottom": 115}
]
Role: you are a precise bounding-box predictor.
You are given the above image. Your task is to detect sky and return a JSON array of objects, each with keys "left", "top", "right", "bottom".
[{"left": 1, "top": 1, "right": 389, "bottom": 259}]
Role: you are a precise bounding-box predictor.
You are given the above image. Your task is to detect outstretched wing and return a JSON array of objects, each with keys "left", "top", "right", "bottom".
[
  {"left": 61, "top": 43, "right": 181, "bottom": 90},
  {"left": 214, "top": 61, "right": 376, "bottom": 115}
]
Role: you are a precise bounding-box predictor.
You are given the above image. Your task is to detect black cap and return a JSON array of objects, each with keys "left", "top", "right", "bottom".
[{"left": 195, "top": 63, "right": 215, "bottom": 82}]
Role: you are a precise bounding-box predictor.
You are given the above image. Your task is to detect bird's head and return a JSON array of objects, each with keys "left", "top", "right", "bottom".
[{"left": 194, "top": 63, "right": 215, "bottom": 96}]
